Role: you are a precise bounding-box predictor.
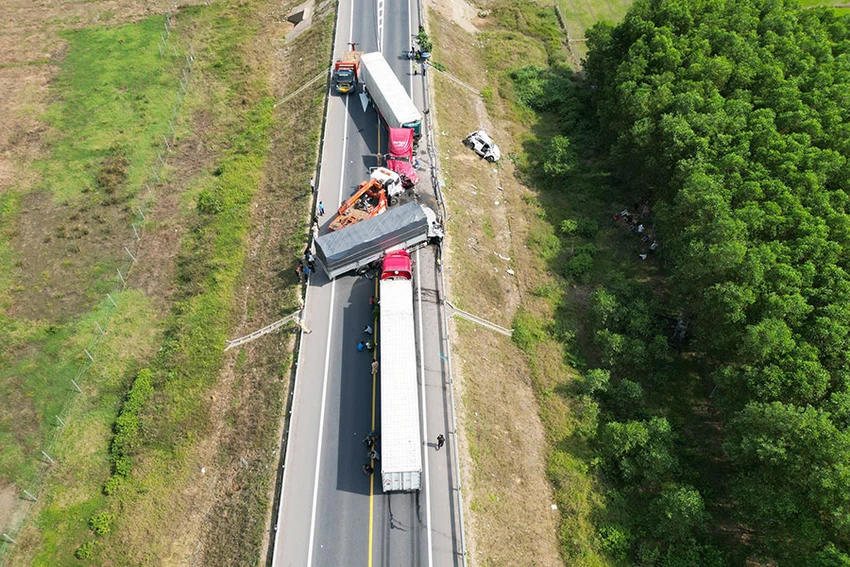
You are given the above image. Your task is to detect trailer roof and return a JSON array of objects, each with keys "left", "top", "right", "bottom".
[
  {"left": 379, "top": 278, "right": 423, "bottom": 475},
  {"left": 315, "top": 202, "right": 427, "bottom": 267},
  {"left": 360, "top": 52, "right": 422, "bottom": 126}
]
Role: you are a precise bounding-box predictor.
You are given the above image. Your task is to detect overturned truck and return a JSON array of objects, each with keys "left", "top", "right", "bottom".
[{"left": 314, "top": 202, "right": 443, "bottom": 279}]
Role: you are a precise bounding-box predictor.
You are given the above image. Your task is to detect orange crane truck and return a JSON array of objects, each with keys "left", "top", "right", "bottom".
[{"left": 328, "top": 167, "right": 404, "bottom": 232}]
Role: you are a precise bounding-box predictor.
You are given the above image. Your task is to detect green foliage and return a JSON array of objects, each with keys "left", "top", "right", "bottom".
[
  {"left": 585, "top": 0, "right": 850, "bottom": 560},
  {"left": 598, "top": 417, "right": 677, "bottom": 485},
  {"left": 75, "top": 540, "right": 97, "bottom": 559},
  {"left": 647, "top": 485, "right": 707, "bottom": 543},
  {"left": 542, "top": 135, "right": 576, "bottom": 177},
  {"left": 104, "top": 368, "right": 153, "bottom": 492},
  {"left": 559, "top": 218, "right": 578, "bottom": 235},
  {"left": 415, "top": 28, "right": 433, "bottom": 54},
  {"left": 582, "top": 368, "right": 610, "bottom": 395},
  {"left": 88, "top": 512, "right": 114, "bottom": 536},
  {"left": 575, "top": 218, "right": 599, "bottom": 238},
  {"left": 512, "top": 309, "right": 547, "bottom": 352}
]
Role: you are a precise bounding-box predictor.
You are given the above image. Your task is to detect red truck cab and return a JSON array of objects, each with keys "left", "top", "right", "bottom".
[
  {"left": 387, "top": 128, "right": 420, "bottom": 188},
  {"left": 381, "top": 250, "right": 412, "bottom": 280}
]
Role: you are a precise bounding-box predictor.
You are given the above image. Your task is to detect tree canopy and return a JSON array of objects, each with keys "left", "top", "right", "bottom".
[{"left": 581, "top": 0, "right": 850, "bottom": 562}]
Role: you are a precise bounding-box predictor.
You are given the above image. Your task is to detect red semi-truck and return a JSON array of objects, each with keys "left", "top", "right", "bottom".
[
  {"left": 378, "top": 250, "right": 422, "bottom": 492},
  {"left": 387, "top": 127, "right": 420, "bottom": 187}
]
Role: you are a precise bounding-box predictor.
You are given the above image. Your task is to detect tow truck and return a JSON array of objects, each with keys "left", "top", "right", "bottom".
[{"left": 328, "top": 168, "right": 404, "bottom": 232}]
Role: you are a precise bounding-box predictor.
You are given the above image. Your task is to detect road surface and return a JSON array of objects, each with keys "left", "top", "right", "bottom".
[{"left": 271, "top": 0, "right": 464, "bottom": 565}]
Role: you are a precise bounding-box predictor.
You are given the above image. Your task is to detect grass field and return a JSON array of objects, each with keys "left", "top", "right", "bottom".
[
  {"left": 428, "top": 0, "right": 628, "bottom": 565},
  {"left": 0, "top": 13, "right": 186, "bottom": 560},
  {"left": 1, "top": 0, "right": 332, "bottom": 563}
]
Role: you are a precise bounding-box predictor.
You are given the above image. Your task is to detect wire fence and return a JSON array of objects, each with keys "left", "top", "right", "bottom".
[{"left": 0, "top": 4, "right": 198, "bottom": 561}]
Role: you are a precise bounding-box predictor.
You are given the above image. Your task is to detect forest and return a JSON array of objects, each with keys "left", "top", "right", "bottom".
[{"left": 518, "top": 0, "right": 850, "bottom": 564}]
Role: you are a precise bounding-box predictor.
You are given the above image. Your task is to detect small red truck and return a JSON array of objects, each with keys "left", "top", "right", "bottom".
[{"left": 387, "top": 127, "right": 420, "bottom": 187}]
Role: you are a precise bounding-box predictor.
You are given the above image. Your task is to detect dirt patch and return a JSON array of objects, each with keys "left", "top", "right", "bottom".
[
  {"left": 0, "top": 483, "right": 18, "bottom": 533},
  {"left": 7, "top": 190, "right": 133, "bottom": 322},
  {"left": 430, "top": 0, "right": 485, "bottom": 34}
]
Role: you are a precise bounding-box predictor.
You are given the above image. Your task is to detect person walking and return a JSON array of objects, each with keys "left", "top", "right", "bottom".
[
  {"left": 310, "top": 177, "right": 315, "bottom": 194},
  {"left": 357, "top": 341, "right": 366, "bottom": 352},
  {"left": 318, "top": 201, "right": 325, "bottom": 216},
  {"left": 371, "top": 360, "right": 379, "bottom": 376},
  {"left": 363, "top": 324, "right": 373, "bottom": 335},
  {"left": 362, "top": 463, "right": 373, "bottom": 475},
  {"left": 436, "top": 434, "right": 445, "bottom": 450},
  {"left": 295, "top": 263, "right": 304, "bottom": 283},
  {"left": 369, "top": 449, "right": 380, "bottom": 461}
]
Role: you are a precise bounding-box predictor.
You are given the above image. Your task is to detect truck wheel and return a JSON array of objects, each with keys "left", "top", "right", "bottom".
[
  {"left": 485, "top": 154, "right": 496, "bottom": 163},
  {"left": 390, "top": 196, "right": 399, "bottom": 206}
]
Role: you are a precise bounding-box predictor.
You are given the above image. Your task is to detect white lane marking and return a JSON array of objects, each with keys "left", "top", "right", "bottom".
[
  {"left": 305, "top": 2, "right": 354, "bottom": 563},
  {"left": 410, "top": 0, "right": 434, "bottom": 563},
  {"left": 377, "top": 0, "right": 384, "bottom": 52},
  {"left": 416, "top": 248, "right": 435, "bottom": 567}
]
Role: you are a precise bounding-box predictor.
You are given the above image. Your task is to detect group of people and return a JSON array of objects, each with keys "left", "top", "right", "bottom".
[
  {"left": 296, "top": 248, "right": 317, "bottom": 283},
  {"left": 362, "top": 430, "right": 380, "bottom": 475},
  {"left": 614, "top": 202, "right": 659, "bottom": 260}
]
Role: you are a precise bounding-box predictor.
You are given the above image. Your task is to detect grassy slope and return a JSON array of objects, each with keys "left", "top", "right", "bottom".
[
  {"left": 1, "top": 2, "right": 289, "bottom": 563},
  {"left": 430, "top": 0, "right": 636, "bottom": 565},
  {"left": 0, "top": 15, "right": 184, "bottom": 562}
]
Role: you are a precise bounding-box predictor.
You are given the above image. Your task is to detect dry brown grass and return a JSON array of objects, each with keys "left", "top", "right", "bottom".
[{"left": 427, "top": 4, "right": 567, "bottom": 566}]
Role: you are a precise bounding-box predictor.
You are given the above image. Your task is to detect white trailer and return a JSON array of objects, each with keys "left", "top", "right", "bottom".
[
  {"left": 378, "top": 251, "right": 421, "bottom": 492},
  {"left": 360, "top": 52, "right": 422, "bottom": 138}
]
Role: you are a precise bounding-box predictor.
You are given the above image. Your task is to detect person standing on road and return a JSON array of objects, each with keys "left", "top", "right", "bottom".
[{"left": 436, "top": 434, "right": 445, "bottom": 450}]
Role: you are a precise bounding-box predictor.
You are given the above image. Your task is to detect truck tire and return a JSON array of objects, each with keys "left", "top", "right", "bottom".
[{"left": 390, "top": 195, "right": 399, "bottom": 207}]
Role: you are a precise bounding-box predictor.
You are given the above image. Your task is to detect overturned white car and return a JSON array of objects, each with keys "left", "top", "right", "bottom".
[{"left": 463, "top": 130, "right": 501, "bottom": 162}]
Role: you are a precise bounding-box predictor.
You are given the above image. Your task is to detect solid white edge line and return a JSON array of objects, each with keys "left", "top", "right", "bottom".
[
  {"left": 270, "top": 7, "right": 345, "bottom": 563},
  {"left": 410, "top": 2, "right": 434, "bottom": 564},
  {"left": 304, "top": 3, "right": 354, "bottom": 563},
  {"left": 416, "top": 249, "right": 435, "bottom": 567}
]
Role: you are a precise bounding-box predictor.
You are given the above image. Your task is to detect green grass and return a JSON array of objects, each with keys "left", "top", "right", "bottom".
[
  {"left": 0, "top": 12, "right": 182, "bottom": 528},
  {"left": 0, "top": 11, "right": 203, "bottom": 566},
  {"left": 38, "top": 18, "right": 181, "bottom": 204},
  {"left": 555, "top": 0, "right": 632, "bottom": 60}
]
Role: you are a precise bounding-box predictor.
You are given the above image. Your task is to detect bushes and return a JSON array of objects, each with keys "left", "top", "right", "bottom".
[
  {"left": 89, "top": 512, "right": 114, "bottom": 536},
  {"left": 104, "top": 368, "right": 153, "bottom": 494}
]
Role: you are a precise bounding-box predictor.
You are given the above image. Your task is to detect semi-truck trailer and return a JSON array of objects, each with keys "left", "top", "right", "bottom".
[
  {"left": 378, "top": 250, "right": 422, "bottom": 492},
  {"left": 314, "top": 202, "right": 443, "bottom": 279},
  {"left": 360, "top": 52, "right": 422, "bottom": 139}
]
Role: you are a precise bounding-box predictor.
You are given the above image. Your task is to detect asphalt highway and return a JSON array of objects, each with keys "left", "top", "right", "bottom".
[{"left": 271, "top": 0, "right": 463, "bottom": 565}]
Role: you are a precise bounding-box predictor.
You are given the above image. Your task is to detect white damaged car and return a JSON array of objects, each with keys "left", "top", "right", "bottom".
[{"left": 463, "top": 130, "right": 501, "bottom": 162}]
